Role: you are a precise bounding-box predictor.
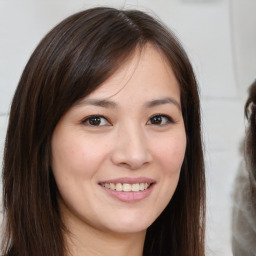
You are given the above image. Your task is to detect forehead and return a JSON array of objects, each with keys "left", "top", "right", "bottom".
[{"left": 83, "top": 44, "right": 180, "bottom": 103}]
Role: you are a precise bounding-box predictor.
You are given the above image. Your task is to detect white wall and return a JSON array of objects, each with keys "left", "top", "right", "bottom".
[{"left": 1, "top": 0, "right": 255, "bottom": 255}]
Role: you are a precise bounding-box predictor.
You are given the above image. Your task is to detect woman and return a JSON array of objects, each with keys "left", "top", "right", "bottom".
[
  {"left": 232, "top": 80, "right": 256, "bottom": 255},
  {"left": 1, "top": 7, "right": 205, "bottom": 256}
]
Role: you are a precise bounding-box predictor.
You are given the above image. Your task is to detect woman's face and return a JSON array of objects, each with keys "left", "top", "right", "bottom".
[{"left": 51, "top": 44, "right": 186, "bottom": 235}]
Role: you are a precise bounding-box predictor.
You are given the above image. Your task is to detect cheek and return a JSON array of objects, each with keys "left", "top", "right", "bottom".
[
  {"left": 150, "top": 131, "right": 186, "bottom": 216},
  {"left": 51, "top": 131, "right": 108, "bottom": 180},
  {"left": 153, "top": 132, "right": 187, "bottom": 175}
]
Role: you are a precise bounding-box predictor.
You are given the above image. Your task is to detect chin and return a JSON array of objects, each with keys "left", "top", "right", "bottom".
[
  {"left": 105, "top": 215, "right": 154, "bottom": 234},
  {"left": 109, "top": 225, "right": 148, "bottom": 234}
]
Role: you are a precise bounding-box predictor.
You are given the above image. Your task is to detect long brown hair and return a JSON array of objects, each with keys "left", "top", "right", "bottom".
[{"left": 2, "top": 7, "right": 205, "bottom": 256}]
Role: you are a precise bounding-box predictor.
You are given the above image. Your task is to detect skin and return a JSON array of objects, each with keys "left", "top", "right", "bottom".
[{"left": 51, "top": 44, "right": 187, "bottom": 256}]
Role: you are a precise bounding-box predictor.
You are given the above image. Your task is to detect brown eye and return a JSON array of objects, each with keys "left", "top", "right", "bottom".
[
  {"left": 151, "top": 116, "right": 162, "bottom": 125},
  {"left": 89, "top": 117, "right": 101, "bottom": 126},
  {"left": 82, "top": 115, "right": 110, "bottom": 126},
  {"left": 147, "top": 114, "right": 173, "bottom": 126}
]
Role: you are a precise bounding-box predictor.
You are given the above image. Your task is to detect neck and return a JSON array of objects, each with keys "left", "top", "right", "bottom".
[{"left": 63, "top": 214, "right": 146, "bottom": 256}]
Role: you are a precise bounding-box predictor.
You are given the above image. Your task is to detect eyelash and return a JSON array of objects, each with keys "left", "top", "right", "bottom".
[
  {"left": 81, "top": 114, "right": 174, "bottom": 127},
  {"left": 147, "top": 114, "right": 174, "bottom": 126},
  {"left": 81, "top": 115, "right": 111, "bottom": 126}
]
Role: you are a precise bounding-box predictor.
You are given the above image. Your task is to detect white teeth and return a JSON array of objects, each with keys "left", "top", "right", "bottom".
[
  {"left": 101, "top": 182, "right": 150, "bottom": 192},
  {"left": 116, "top": 183, "right": 122, "bottom": 191},
  {"left": 132, "top": 183, "right": 140, "bottom": 192},
  {"left": 123, "top": 183, "right": 132, "bottom": 191},
  {"left": 110, "top": 183, "right": 115, "bottom": 190}
]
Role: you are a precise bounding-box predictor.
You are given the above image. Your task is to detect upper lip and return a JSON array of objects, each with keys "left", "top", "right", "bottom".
[{"left": 99, "top": 177, "right": 156, "bottom": 184}]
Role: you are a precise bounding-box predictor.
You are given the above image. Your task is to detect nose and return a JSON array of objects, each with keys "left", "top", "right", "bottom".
[{"left": 111, "top": 124, "right": 152, "bottom": 170}]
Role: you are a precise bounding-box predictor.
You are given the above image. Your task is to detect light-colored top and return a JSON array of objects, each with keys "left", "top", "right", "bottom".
[{"left": 232, "top": 160, "right": 256, "bottom": 256}]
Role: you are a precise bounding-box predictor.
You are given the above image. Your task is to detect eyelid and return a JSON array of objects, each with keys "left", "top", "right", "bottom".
[
  {"left": 147, "top": 113, "right": 175, "bottom": 125},
  {"left": 81, "top": 115, "right": 112, "bottom": 126}
]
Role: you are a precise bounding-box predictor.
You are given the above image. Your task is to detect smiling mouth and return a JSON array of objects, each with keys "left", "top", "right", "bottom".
[{"left": 100, "top": 182, "right": 152, "bottom": 192}]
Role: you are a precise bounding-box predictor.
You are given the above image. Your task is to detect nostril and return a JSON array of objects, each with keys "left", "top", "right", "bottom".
[
  {"left": 110, "top": 130, "right": 152, "bottom": 169},
  {"left": 116, "top": 159, "right": 150, "bottom": 170}
]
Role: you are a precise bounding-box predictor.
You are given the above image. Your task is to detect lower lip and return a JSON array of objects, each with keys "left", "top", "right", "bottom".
[{"left": 100, "top": 184, "right": 154, "bottom": 203}]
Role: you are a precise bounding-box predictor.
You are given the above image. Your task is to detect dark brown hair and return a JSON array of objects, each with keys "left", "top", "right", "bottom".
[
  {"left": 244, "top": 80, "right": 256, "bottom": 197},
  {"left": 2, "top": 7, "right": 205, "bottom": 256}
]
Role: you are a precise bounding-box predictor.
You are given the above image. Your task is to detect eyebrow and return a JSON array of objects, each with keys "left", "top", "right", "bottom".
[
  {"left": 77, "top": 97, "right": 181, "bottom": 110},
  {"left": 144, "top": 97, "right": 181, "bottom": 110},
  {"left": 76, "top": 98, "right": 117, "bottom": 108}
]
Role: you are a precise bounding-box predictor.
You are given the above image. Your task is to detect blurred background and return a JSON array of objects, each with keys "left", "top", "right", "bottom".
[{"left": 0, "top": 0, "right": 255, "bottom": 255}]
